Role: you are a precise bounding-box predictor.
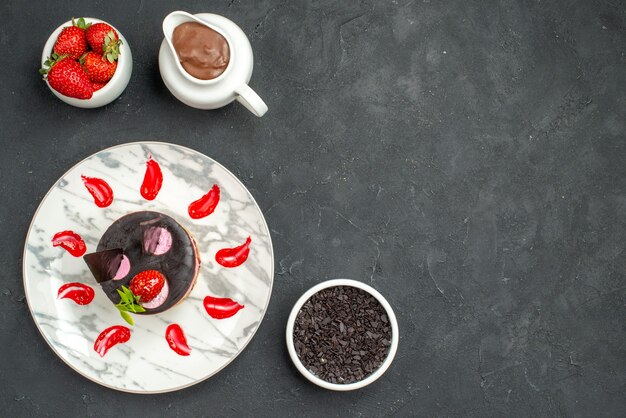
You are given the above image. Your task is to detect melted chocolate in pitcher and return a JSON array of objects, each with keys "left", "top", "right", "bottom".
[{"left": 172, "top": 22, "right": 230, "bottom": 80}]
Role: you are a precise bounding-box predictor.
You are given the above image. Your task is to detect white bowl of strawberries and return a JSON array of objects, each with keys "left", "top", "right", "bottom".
[{"left": 40, "top": 17, "right": 132, "bottom": 108}]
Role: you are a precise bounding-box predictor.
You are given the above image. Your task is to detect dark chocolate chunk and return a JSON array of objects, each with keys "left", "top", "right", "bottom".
[
  {"left": 83, "top": 248, "right": 123, "bottom": 283},
  {"left": 293, "top": 286, "right": 392, "bottom": 385}
]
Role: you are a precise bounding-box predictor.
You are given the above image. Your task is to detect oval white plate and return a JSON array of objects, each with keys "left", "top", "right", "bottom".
[{"left": 22, "top": 142, "right": 274, "bottom": 393}]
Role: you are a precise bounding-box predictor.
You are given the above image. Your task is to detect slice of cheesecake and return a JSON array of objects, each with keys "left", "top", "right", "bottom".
[{"left": 84, "top": 211, "right": 201, "bottom": 314}]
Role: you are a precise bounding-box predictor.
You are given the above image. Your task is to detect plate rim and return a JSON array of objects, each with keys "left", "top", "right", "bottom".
[{"left": 22, "top": 141, "right": 275, "bottom": 394}]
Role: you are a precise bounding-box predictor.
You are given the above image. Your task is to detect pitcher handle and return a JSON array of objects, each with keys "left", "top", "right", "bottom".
[{"left": 235, "top": 84, "right": 268, "bottom": 117}]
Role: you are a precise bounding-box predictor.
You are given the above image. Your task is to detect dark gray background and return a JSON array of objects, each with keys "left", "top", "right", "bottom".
[{"left": 1, "top": 0, "right": 624, "bottom": 416}]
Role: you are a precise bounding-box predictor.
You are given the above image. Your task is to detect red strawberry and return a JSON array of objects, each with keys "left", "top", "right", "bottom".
[
  {"left": 92, "top": 81, "right": 107, "bottom": 91},
  {"left": 81, "top": 51, "right": 117, "bottom": 83},
  {"left": 40, "top": 54, "right": 93, "bottom": 99},
  {"left": 129, "top": 270, "right": 166, "bottom": 303},
  {"left": 53, "top": 17, "right": 90, "bottom": 60},
  {"left": 85, "top": 23, "right": 122, "bottom": 62}
]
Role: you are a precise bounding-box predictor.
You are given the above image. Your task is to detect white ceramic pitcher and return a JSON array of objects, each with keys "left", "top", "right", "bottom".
[{"left": 159, "top": 11, "right": 268, "bottom": 117}]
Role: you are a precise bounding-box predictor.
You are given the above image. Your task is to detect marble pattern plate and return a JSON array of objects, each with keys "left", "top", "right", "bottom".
[{"left": 22, "top": 142, "right": 274, "bottom": 393}]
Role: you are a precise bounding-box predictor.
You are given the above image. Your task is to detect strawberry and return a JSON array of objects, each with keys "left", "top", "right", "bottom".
[
  {"left": 40, "top": 54, "right": 93, "bottom": 99},
  {"left": 81, "top": 51, "right": 117, "bottom": 83},
  {"left": 85, "top": 23, "right": 122, "bottom": 62},
  {"left": 53, "top": 17, "right": 90, "bottom": 60},
  {"left": 129, "top": 270, "right": 166, "bottom": 303},
  {"left": 92, "top": 81, "right": 107, "bottom": 91}
]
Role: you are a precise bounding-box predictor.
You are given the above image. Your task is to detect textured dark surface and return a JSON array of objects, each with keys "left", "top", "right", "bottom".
[{"left": 0, "top": 0, "right": 624, "bottom": 416}]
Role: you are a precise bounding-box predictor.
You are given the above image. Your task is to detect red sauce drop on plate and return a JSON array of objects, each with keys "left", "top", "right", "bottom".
[
  {"left": 215, "top": 236, "right": 251, "bottom": 268},
  {"left": 93, "top": 325, "right": 131, "bottom": 357},
  {"left": 203, "top": 296, "right": 245, "bottom": 319},
  {"left": 81, "top": 175, "right": 114, "bottom": 208},
  {"left": 52, "top": 230, "right": 87, "bottom": 257},
  {"left": 165, "top": 324, "right": 191, "bottom": 356},
  {"left": 188, "top": 184, "right": 220, "bottom": 219},
  {"left": 140, "top": 157, "right": 163, "bottom": 201},
  {"left": 57, "top": 282, "right": 94, "bottom": 305}
]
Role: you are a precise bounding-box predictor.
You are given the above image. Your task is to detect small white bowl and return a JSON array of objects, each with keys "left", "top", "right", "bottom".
[
  {"left": 41, "top": 18, "right": 132, "bottom": 108},
  {"left": 286, "top": 279, "right": 399, "bottom": 391}
]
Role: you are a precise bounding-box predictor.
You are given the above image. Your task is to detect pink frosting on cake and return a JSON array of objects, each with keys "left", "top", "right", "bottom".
[
  {"left": 141, "top": 279, "right": 170, "bottom": 309},
  {"left": 143, "top": 226, "right": 173, "bottom": 255},
  {"left": 113, "top": 255, "right": 130, "bottom": 280}
]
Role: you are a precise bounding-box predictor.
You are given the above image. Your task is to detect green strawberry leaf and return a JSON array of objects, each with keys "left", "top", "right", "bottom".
[
  {"left": 72, "top": 17, "right": 91, "bottom": 30},
  {"left": 103, "top": 31, "right": 121, "bottom": 62},
  {"left": 115, "top": 286, "right": 145, "bottom": 325},
  {"left": 78, "top": 52, "right": 89, "bottom": 65},
  {"left": 120, "top": 310, "right": 134, "bottom": 326},
  {"left": 39, "top": 53, "right": 66, "bottom": 78},
  {"left": 116, "top": 287, "right": 129, "bottom": 304}
]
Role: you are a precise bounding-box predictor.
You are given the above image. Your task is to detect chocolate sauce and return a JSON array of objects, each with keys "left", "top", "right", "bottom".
[{"left": 172, "top": 22, "right": 230, "bottom": 80}]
